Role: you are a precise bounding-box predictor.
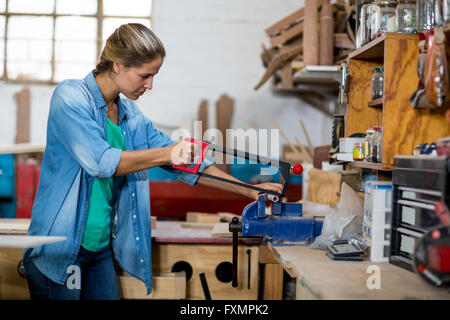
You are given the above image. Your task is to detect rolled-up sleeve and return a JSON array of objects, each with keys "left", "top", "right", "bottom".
[
  {"left": 48, "top": 81, "right": 122, "bottom": 178},
  {"left": 144, "top": 114, "right": 214, "bottom": 185}
]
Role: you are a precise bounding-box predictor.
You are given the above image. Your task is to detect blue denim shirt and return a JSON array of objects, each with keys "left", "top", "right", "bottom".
[{"left": 25, "top": 72, "right": 212, "bottom": 294}]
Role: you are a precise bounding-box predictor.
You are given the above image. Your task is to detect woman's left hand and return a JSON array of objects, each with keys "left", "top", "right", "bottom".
[{"left": 247, "top": 182, "right": 283, "bottom": 201}]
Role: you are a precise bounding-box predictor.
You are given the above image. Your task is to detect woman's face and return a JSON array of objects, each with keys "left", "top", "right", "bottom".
[{"left": 113, "top": 56, "right": 163, "bottom": 100}]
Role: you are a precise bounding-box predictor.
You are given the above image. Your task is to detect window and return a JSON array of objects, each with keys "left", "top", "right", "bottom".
[{"left": 0, "top": 0, "right": 152, "bottom": 83}]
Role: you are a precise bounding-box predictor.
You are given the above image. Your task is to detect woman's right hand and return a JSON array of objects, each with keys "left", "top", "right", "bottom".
[{"left": 168, "top": 140, "right": 195, "bottom": 165}]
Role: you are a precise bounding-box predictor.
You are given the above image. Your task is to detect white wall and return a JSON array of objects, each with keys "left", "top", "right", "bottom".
[{"left": 0, "top": 0, "right": 332, "bottom": 154}]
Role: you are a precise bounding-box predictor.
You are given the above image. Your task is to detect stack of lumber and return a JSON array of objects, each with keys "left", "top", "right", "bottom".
[{"left": 255, "top": 0, "right": 356, "bottom": 90}]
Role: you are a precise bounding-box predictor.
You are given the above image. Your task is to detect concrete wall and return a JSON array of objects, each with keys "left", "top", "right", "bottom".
[{"left": 0, "top": 0, "right": 332, "bottom": 154}]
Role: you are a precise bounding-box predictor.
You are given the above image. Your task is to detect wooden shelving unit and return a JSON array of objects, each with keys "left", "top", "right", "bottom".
[
  {"left": 346, "top": 33, "right": 450, "bottom": 170},
  {"left": 350, "top": 161, "right": 390, "bottom": 171}
]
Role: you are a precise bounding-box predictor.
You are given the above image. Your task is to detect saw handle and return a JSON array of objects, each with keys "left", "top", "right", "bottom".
[{"left": 171, "top": 138, "right": 210, "bottom": 174}]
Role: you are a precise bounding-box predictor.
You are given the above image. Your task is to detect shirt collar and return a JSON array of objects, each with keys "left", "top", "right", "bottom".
[{"left": 84, "top": 72, "right": 127, "bottom": 121}]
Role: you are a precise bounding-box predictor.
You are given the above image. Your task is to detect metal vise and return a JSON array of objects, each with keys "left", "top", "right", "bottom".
[
  {"left": 228, "top": 194, "right": 323, "bottom": 287},
  {"left": 235, "top": 194, "right": 323, "bottom": 244}
]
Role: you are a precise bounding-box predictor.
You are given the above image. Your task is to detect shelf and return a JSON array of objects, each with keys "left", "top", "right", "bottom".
[
  {"left": 348, "top": 34, "right": 385, "bottom": 60},
  {"left": 349, "top": 161, "right": 392, "bottom": 171},
  {"left": 348, "top": 33, "right": 418, "bottom": 61},
  {"left": 368, "top": 98, "right": 383, "bottom": 108}
]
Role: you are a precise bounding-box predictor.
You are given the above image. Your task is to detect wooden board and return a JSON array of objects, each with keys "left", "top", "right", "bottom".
[
  {"left": 270, "top": 244, "right": 450, "bottom": 300},
  {"left": 181, "top": 223, "right": 215, "bottom": 230},
  {"left": 0, "top": 219, "right": 30, "bottom": 234},
  {"left": 186, "top": 212, "right": 221, "bottom": 224},
  {"left": 0, "top": 248, "right": 29, "bottom": 299},
  {"left": 14, "top": 87, "right": 30, "bottom": 145},
  {"left": 211, "top": 223, "right": 234, "bottom": 238},
  {"left": 382, "top": 34, "right": 450, "bottom": 168},
  {"left": 118, "top": 272, "right": 186, "bottom": 300},
  {"left": 0, "top": 143, "right": 45, "bottom": 154},
  {"left": 306, "top": 168, "right": 341, "bottom": 207},
  {"left": 215, "top": 94, "right": 234, "bottom": 173}
]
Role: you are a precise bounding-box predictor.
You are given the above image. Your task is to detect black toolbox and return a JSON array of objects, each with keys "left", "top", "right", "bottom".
[{"left": 390, "top": 156, "right": 450, "bottom": 271}]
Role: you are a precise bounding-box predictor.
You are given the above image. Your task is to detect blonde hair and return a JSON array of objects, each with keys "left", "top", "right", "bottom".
[{"left": 93, "top": 23, "right": 166, "bottom": 74}]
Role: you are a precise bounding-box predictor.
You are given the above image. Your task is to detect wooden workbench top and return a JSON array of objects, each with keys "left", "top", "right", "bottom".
[
  {"left": 269, "top": 244, "right": 450, "bottom": 300},
  {"left": 152, "top": 221, "right": 260, "bottom": 245}
]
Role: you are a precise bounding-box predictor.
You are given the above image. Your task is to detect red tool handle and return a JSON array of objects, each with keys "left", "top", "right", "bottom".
[{"left": 171, "top": 138, "right": 210, "bottom": 174}]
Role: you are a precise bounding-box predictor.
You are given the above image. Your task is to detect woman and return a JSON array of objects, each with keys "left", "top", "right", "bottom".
[{"left": 23, "top": 23, "right": 282, "bottom": 300}]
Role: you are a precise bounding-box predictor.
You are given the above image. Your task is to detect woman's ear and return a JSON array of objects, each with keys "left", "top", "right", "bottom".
[{"left": 112, "top": 62, "right": 123, "bottom": 74}]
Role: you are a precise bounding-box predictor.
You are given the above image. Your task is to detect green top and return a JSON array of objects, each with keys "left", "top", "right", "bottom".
[{"left": 81, "top": 117, "right": 125, "bottom": 252}]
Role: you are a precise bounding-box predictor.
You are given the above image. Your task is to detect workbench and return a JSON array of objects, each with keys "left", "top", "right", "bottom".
[{"left": 267, "top": 243, "right": 450, "bottom": 300}]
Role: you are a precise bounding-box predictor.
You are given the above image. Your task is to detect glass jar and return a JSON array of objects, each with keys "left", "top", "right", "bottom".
[
  {"left": 371, "top": 67, "right": 384, "bottom": 100},
  {"left": 396, "top": 0, "right": 416, "bottom": 33},
  {"left": 373, "top": 1, "right": 397, "bottom": 39},
  {"left": 372, "top": 126, "right": 383, "bottom": 163},
  {"left": 357, "top": 1, "right": 375, "bottom": 48},
  {"left": 416, "top": 0, "right": 435, "bottom": 31},
  {"left": 444, "top": 1, "right": 450, "bottom": 24},
  {"left": 353, "top": 143, "right": 365, "bottom": 161},
  {"left": 435, "top": 0, "right": 450, "bottom": 25},
  {"left": 365, "top": 128, "right": 375, "bottom": 161}
]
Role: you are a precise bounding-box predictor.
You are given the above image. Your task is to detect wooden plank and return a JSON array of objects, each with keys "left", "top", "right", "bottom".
[
  {"left": 303, "top": 0, "right": 319, "bottom": 65},
  {"left": 118, "top": 272, "right": 186, "bottom": 300},
  {"left": 186, "top": 212, "right": 221, "bottom": 224},
  {"left": 0, "top": 143, "right": 45, "bottom": 154},
  {"left": 197, "top": 99, "right": 208, "bottom": 137},
  {"left": 181, "top": 223, "right": 215, "bottom": 230},
  {"left": 270, "top": 22, "right": 303, "bottom": 47},
  {"left": 211, "top": 223, "right": 236, "bottom": 238},
  {"left": 319, "top": 2, "right": 334, "bottom": 65},
  {"left": 263, "top": 263, "right": 284, "bottom": 300},
  {"left": 14, "top": 87, "right": 30, "bottom": 145},
  {"left": 265, "top": 8, "right": 304, "bottom": 37},
  {"left": 306, "top": 168, "right": 341, "bottom": 207},
  {"left": 350, "top": 161, "right": 389, "bottom": 171},
  {"left": 299, "top": 120, "right": 314, "bottom": 156},
  {"left": 280, "top": 63, "right": 294, "bottom": 89},
  {"left": 0, "top": 248, "right": 29, "bottom": 299},
  {"left": 0, "top": 219, "right": 30, "bottom": 235},
  {"left": 265, "top": 0, "right": 325, "bottom": 37},
  {"left": 216, "top": 94, "right": 234, "bottom": 173},
  {"left": 334, "top": 33, "right": 355, "bottom": 49},
  {"left": 382, "top": 33, "right": 450, "bottom": 168}
]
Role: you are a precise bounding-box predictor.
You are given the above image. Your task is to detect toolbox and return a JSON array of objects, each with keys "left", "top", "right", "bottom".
[{"left": 390, "top": 156, "right": 449, "bottom": 271}]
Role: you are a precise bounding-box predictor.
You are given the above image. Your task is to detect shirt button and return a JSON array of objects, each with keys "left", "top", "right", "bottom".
[
  {"left": 140, "top": 259, "right": 144, "bottom": 263},
  {"left": 123, "top": 131, "right": 126, "bottom": 135},
  {"left": 136, "top": 237, "right": 140, "bottom": 241},
  {"left": 132, "top": 193, "right": 135, "bottom": 197},
  {"left": 133, "top": 214, "right": 137, "bottom": 219}
]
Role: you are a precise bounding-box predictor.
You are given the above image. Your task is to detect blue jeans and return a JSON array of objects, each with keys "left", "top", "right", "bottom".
[{"left": 23, "top": 244, "right": 120, "bottom": 300}]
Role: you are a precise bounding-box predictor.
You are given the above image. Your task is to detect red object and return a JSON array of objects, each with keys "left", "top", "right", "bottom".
[
  {"left": 172, "top": 138, "right": 210, "bottom": 174},
  {"left": 434, "top": 201, "right": 450, "bottom": 226},
  {"left": 428, "top": 245, "right": 450, "bottom": 273},
  {"left": 16, "top": 163, "right": 40, "bottom": 218},
  {"left": 149, "top": 181, "right": 302, "bottom": 218},
  {"left": 292, "top": 164, "right": 303, "bottom": 175}
]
